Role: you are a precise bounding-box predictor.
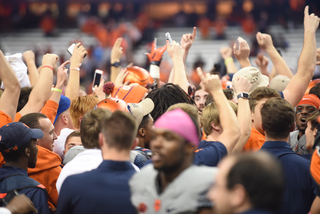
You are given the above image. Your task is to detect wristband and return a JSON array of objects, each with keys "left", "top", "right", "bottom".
[
  {"left": 111, "top": 62, "right": 120, "bottom": 68},
  {"left": 52, "top": 88, "right": 62, "bottom": 93},
  {"left": 150, "top": 60, "right": 161, "bottom": 66},
  {"left": 71, "top": 67, "right": 80, "bottom": 71},
  {"left": 150, "top": 64, "right": 160, "bottom": 79},
  {"left": 42, "top": 65, "right": 53, "bottom": 71},
  {"left": 237, "top": 92, "right": 249, "bottom": 99},
  {"left": 224, "top": 57, "right": 233, "bottom": 66}
]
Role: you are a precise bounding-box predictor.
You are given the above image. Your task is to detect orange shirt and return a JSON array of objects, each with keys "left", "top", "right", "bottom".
[
  {"left": 243, "top": 127, "right": 265, "bottom": 152},
  {"left": 0, "top": 111, "right": 13, "bottom": 128},
  {"left": 311, "top": 147, "right": 320, "bottom": 186}
]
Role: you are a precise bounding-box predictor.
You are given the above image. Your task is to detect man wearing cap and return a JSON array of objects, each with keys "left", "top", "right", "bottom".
[
  {"left": 57, "top": 111, "right": 138, "bottom": 214},
  {"left": 129, "top": 108, "right": 218, "bottom": 214},
  {"left": 0, "top": 122, "right": 50, "bottom": 214},
  {"left": 289, "top": 94, "right": 320, "bottom": 155}
]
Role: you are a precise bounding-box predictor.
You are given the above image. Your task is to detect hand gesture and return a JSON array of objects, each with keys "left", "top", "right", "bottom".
[
  {"left": 180, "top": 27, "right": 197, "bottom": 52},
  {"left": 93, "top": 77, "right": 106, "bottom": 100},
  {"left": 114, "top": 68, "right": 130, "bottom": 87},
  {"left": 196, "top": 67, "right": 222, "bottom": 94},
  {"left": 70, "top": 42, "right": 87, "bottom": 66},
  {"left": 146, "top": 38, "right": 167, "bottom": 64},
  {"left": 220, "top": 47, "right": 233, "bottom": 60},
  {"left": 6, "top": 194, "right": 38, "bottom": 214},
  {"left": 256, "top": 32, "right": 273, "bottom": 50},
  {"left": 23, "top": 50, "right": 35, "bottom": 63},
  {"left": 56, "top": 60, "right": 70, "bottom": 88},
  {"left": 167, "top": 40, "right": 184, "bottom": 59},
  {"left": 42, "top": 53, "right": 59, "bottom": 67},
  {"left": 233, "top": 37, "right": 250, "bottom": 62},
  {"left": 304, "top": 6, "right": 320, "bottom": 33},
  {"left": 233, "top": 76, "right": 252, "bottom": 94},
  {"left": 254, "top": 53, "right": 269, "bottom": 76},
  {"left": 111, "top": 38, "right": 123, "bottom": 64}
]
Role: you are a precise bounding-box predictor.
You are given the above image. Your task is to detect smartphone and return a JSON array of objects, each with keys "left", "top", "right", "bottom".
[
  {"left": 67, "top": 43, "right": 86, "bottom": 58},
  {"left": 165, "top": 32, "right": 172, "bottom": 45},
  {"left": 92, "top": 69, "right": 103, "bottom": 91},
  {"left": 2, "top": 190, "right": 19, "bottom": 205}
]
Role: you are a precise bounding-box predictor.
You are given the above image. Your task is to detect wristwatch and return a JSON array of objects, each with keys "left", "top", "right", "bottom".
[
  {"left": 237, "top": 93, "right": 249, "bottom": 99},
  {"left": 111, "top": 62, "right": 120, "bottom": 68}
]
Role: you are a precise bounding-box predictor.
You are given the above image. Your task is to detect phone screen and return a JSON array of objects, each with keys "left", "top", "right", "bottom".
[
  {"left": 67, "top": 43, "right": 76, "bottom": 55},
  {"left": 92, "top": 70, "right": 103, "bottom": 91}
]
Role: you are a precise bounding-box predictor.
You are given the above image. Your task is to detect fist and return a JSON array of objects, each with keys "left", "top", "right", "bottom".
[
  {"left": 233, "top": 76, "right": 252, "bottom": 94},
  {"left": 42, "top": 53, "right": 59, "bottom": 67},
  {"left": 23, "top": 50, "right": 35, "bottom": 62},
  {"left": 256, "top": 32, "right": 273, "bottom": 50},
  {"left": 220, "top": 47, "right": 233, "bottom": 60},
  {"left": 167, "top": 40, "right": 184, "bottom": 59},
  {"left": 197, "top": 67, "right": 222, "bottom": 93}
]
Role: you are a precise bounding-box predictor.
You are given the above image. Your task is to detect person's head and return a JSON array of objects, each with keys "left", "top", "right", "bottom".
[
  {"left": 249, "top": 87, "right": 281, "bottom": 133},
  {"left": 305, "top": 111, "right": 320, "bottom": 151},
  {"left": 0, "top": 122, "right": 43, "bottom": 169},
  {"left": 80, "top": 108, "right": 112, "bottom": 149},
  {"left": 69, "top": 95, "right": 100, "bottom": 129},
  {"left": 201, "top": 101, "right": 237, "bottom": 136},
  {"left": 295, "top": 94, "right": 320, "bottom": 135},
  {"left": 100, "top": 111, "right": 138, "bottom": 152},
  {"left": 146, "top": 83, "right": 195, "bottom": 121},
  {"left": 137, "top": 114, "right": 154, "bottom": 148},
  {"left": 54, "top": 95, "right": 74, "bottom": 135},
  {"left": 194, "top": 86, "right": 209, "bottom": 113},
  {"left": 151, "top": 109, "right": 199, "bottom": 173},
  {"left": 261, "top": 97, "right": 294, "bottom": 140},
  {"left": 64, "top": 130, "right": 82, "bottom": 155},
  {"left": 205, "top": 88, "right": 236, "bottom": 106},
  {"left": 19, "top": 113, "right": 57, "bottom": 151},
  {"left": 209, "top": 152, "right": 284, "bottom": 214},
  {"left": 17, "top": 87, "right": 32, "bottom": 112}
]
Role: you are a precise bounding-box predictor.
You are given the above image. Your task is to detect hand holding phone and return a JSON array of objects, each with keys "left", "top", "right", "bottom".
[
  {"left": 92, "top": 69, "right": 103, "bottom": 91},
  {"left": 67, "top": 43, "right": 87, "bottom": 58},
  {"left": 165, "top": 32, "right": 172, "bottom": 46}
]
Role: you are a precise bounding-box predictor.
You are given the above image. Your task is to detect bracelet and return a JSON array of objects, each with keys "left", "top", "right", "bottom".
[
  {"left": 111, "top": 62, "right": 120, "bottom": 68},
  {"left": 52, "top": 88, "right": 62, "bottom": 93},
  {"left": 42, "top": 65, "right": 53, "bottom": 71},
  {"left": 71, "top": 67, "right": 80, "bottom": 71},
  {"left": 224, "top": 57, "right": 233, "bottom": 66}
]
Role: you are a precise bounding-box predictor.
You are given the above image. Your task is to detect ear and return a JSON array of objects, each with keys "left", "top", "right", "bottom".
[
  {"left": 63, "top": 150, "right": 66, "bottom": 155},
  {"left": 25, "top": 147, "right": 31, "bottom": 157},
  {"left": 230, "top": 184, "right": 247, "bottom": 207},
  {"left": 61, "top": 114, "right": 68, "bottom": 125},
  {"left": 79, "top": 116, "right": 83, "bottom": 125},
  {"left": 131, "top": 137, "right": 139, "bottom": 150},
  {"left": 251, "top": 111, "right": 254, "bottom": 123},
  {"left": 313, "top": 128, "right": 318, "bottom": 137},
  {"left": 210, "top": 121, "right": 221, "bottom": 132},
  {"left": 98, "top": 133, "right": 105, "bottom": 148},
  {"left": 138, "top": 128, "right": 145, "bottom": 137}
]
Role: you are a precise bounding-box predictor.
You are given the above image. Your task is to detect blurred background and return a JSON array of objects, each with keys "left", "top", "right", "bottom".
[{"left": 0, "top": 0, "right": 320, "bottom": 93}]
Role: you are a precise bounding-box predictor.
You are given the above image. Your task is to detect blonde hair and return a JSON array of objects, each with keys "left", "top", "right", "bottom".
[
  {"left": 167, "top": 103, "right": 199, "bottom": 123},
  {"left": 69, "top": 95, "right": 100, "bottom": 129},
  {"left": 201, "top": 101, "right": 238, "bottom": 136}
]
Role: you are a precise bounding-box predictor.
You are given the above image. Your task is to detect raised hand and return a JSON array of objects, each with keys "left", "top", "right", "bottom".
[
  {"left": 180, "top": 27, "right": 197, "bottom": 52},
  {"left": 70, "top": 42, "right": 87, "bottom": 67},
  {"left": 42, "top": 53, "right": 59, "bottom": 67},
  {"left": 146, "top": 38, "right": 167, "bottom": 65},
  {"left": 56, "top": 60, "right": 70, "bottom": 88},
  {"left": 254, "top": 53, "right": 269, "bottom": 76},
  {"left": 220, "top": 47, "right": 233, "bottom": 60},
  {"left": 111, "top": 38, "right": 123, "bottom": 64},
  {"left": 233, "top": 37, "right": 251, "bottom": 67},
  {"left": 256, "top": 32, "right": 273, "bottom": 50},
  {"left": 304, "top": 6, "right": 320, "bottom": 33},
  {"left": 196, "top": 67, "right": 222, "bottom": 94},
  {"left": 233, "top": 76, "right": 252, "bottom": 94},
  {"left": 23, "top": 50, "right": 35, "bottom": 63},
  {"left": 167, "top": 40, "right": 184, "bottom": 60},
  {"left": 114, "top": 68, "right": 129, "bottom": 87}
]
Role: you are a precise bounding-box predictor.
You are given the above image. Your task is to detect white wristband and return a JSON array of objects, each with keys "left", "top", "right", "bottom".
[{"left": 150, "top": 64, "right": 160, "bottom": 79}]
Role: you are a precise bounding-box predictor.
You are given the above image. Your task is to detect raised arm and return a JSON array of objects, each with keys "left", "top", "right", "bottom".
[
  {"left": 232, "top": 77, "right": 252, "bottom": 153},
  {"left": 19, "top": 53, "right": 58, "bottom": 117},
  {"left": 23, "top": 50, "right": 39, "bottom": 87},
  {"left": 0, "top": 50, "right": 21, "bottom": 122},
  {"left": 110, "top": 38, "right": 123, "bottom": 83},
  {"left": 167, "top": 40, "right": 188, "bottom": 93},
  {"left": 233, "top": 37, "right": 251, "bottom": 68},
  {"left": 65, "top": 43, "right": 87, "bottom": 100},
  {"left": 256, "top": 32, "right": 293, "bottom": 78},
  {"left": 197, "top": 68, "right": 240, "bottom": 154},
  {"left": 283, "top": 6, "right": 320, "bottom": 107},
  {"left": 220, "top": 47, "right": 237, "bottom": 74}
]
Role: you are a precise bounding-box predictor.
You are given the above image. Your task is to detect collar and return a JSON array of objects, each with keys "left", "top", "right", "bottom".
[
  {"left": 238, "top": 209, "right": 273, "bottom": 214},
  {"left": 262, "top": 141, "right": 292, "bottom": 149},
  {"left": 99, "top": 160, "right": 134, "bottom": 171},
  {"left": 0, "top": 165, "right": 28, "bottom": 176}
]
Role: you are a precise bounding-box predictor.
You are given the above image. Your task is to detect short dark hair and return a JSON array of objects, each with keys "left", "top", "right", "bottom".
[
  {"left": 226, "top": 152, "right": 284, "bottom": 212},
  {"left": 101, "top": 111, "right": 137, "bottom": 151},
  {"left": 19, "top": 113, "right": 48, "bottom": 129},
  {"left": 65, "top": 130, "right": 81, "bottom": 148},
  {"left": 146, "top": 83, "right": 196, "bottom": 121},
  {"left": 138, "top": 114, "right": 151, "bottom": 130},
  {"left": 309, "top": 83, "right": 320, "bottom": 99},
  {"left": 261, "top": 97, "right": 294, "bottom": 139},
  {"left": 249, "top": 87, "right": 280, "bottom": 112},
  {"left": 17, "top": 87, "right": 32, "bottom": 112},
  {"left": 80, "top": 108, "right": 112, "bottom": 149},
  {"left": 0, "top": 139, "right": 33, "bottom": 162}
]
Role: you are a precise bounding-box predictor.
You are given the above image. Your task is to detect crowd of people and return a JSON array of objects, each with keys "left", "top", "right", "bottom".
[{"left": 0, "top": 5, "right": 320, "bottom": 214}]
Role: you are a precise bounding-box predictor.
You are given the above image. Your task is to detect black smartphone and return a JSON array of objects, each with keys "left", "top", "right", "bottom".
[{"left": 92, "top": 69, "right": 103, "bottom": 91}]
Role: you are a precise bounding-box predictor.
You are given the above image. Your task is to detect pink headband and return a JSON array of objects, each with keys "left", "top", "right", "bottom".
[{"left": 154, "top": 108, "right": 199, "bottom": 147}]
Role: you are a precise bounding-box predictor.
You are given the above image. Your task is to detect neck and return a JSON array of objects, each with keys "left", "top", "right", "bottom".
[
  {"left": 233, "top": 203, "right": 253, "bottom": 214},
  {"left": 4, "top": 160, "right": 28, "bottom": 172},
  {"left": 54, "top": 123, "right": 63, "bottom": 136},
  {"left": 298, "top": 130, "right": 305, "bottom": 138},
  {"left": 207, "top": 131, "right": 220, "bottom": 141},
  {"left": 137, "top": 136, "right": 145, "bottom": 148},
  {"left": 159, "top": 160, "right": 192, "bottom": 192},
  {"left": 265, "top": 134, "right": 289, "bottom": 142},
  {"left": 101, "top": 147, "right": 131, "bottom": 162}
]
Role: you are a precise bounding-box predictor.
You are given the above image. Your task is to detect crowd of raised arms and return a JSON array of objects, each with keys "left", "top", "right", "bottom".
[{"left": 1, "top": 5, "right": 320, "bottom": 214}]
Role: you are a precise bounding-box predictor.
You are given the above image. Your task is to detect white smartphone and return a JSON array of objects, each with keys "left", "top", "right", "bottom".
[
  {"left": 92, "top": 69, "right": 103, "bottom": 91},
  {"left": 165, "top": 32, "right": 172, "bottom": 45},
  {"left": 67, "top": 43, "right": 76, "bottom": 55}
]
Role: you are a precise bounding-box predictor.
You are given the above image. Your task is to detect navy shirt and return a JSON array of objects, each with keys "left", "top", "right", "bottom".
[
  {"left": 260, "top": 141, "right": 317, "bottom": 214},
  {"left": 194, "top": 140, "right": 227, "bottom": 167},
  {"left": 0, "top": 165, "right": 50, "bottom": 214},
  {"left": 56, "top": 160, "right": 137, "bottom": 214},
  {"left": 239, "top": 210, "right": 273, "bottom": 214}
]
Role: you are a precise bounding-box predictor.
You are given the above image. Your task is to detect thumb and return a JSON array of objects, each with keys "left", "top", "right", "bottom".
[{"left": 233, "top": 43, "right": 237, "bottom": 55}]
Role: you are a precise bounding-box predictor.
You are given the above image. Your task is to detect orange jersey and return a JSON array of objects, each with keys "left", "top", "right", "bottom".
[
  {"left": 0, "top": 111, "right": 13, "bottom": 128},
  {"left": 243, "top": 127, "right": 265, "bottom": 152}
]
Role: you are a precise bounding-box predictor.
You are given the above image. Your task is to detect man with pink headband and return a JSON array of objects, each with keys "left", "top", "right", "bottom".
[{"left": 129, "top": 108, "right": 218, "bottom": 214}]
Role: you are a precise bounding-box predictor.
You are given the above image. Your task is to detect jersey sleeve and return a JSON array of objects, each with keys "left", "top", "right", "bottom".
[
  {"left": 40, "top": 100, "right": 59, "bottom": 124},
  {"left": 194, "top": 141, "right": 227, "bottom": 167}
]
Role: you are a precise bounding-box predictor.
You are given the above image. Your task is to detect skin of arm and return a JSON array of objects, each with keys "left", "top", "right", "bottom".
[
  {"left": 23, "top": 50, "right": 39, "bottom": 87},
  {"left": 65, "top": 43, "right": 87, "bottom": 100},
  {"left": 197, "top": 68, "right": 241, "bottom": 154},
  {"left": 0, "top": 50, "right": 21, "bottom": 121},
  {"left": 110, "top": 38, "right": 123, "bottom": 83},
  {"left": 282, "top": 6, "right": 320, "bottom": 107},
  {"left": 49, "top": 60, "right": 69, "bottom": 104},
  {"left": 311, "top": 196, "right": 320, "bottom": 214},
  {"left": 256, "top": 32, "right": 293, "bottom": 78},
  {"left": 232, "top": 77, "right": 252, "bottom": 154},
  {"left": 19, "top": 53, "right": 58, "bottom": 117}
]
